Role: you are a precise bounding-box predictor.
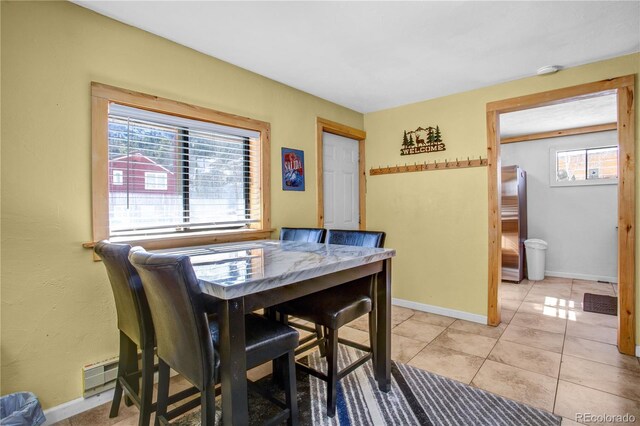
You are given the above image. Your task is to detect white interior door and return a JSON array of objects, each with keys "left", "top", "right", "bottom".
[{"left": 323, "top": 132, "right": 359, "bottom": 230}]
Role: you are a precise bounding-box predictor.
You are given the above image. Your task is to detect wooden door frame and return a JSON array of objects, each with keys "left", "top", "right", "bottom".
[
  {"left": 316, "top": 117, "right": 367, "bottom": 230},
  {"left": 486, "top": 75, "right": 636, "bottom": 355}
]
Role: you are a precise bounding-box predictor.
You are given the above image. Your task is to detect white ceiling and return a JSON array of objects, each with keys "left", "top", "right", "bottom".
[
  {"left": 74, "top": 1, "right": 639, "bottom": 113},
  {"left": 500, "top": 94, "right": 618, "bottom": 138}
]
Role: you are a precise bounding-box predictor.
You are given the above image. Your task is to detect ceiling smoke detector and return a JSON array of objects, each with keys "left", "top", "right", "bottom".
[{"left": 537, "top": 65, "right": 562, "bottom": 75}]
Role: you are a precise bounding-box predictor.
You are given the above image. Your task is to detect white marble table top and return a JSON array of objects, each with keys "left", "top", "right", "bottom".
[{"left": 156, "top": 240, "right": 395, "bottom": 299}]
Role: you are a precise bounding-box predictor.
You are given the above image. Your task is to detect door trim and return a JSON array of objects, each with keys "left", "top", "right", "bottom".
[
  {"left": 316, "top": 117, "right": 367, "bottom": 230},
  {"left": 486, "top": 75, "right": 636, "bottom": 355}
]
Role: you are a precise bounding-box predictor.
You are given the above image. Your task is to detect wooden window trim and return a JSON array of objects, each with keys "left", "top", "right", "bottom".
[
  {"left": 316, "top": 117, "right": 367, "bottom": 230},
  {"left": 500, "top": 122, "right": 617, "bottom": 144},
  {"left": 486, "top": 75, "right": 635, "bottom": 355},
  {"left": 88, "top": 82, "right": 271, "bottom": 257}
]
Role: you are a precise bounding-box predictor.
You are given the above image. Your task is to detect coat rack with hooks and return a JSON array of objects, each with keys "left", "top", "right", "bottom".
[{"left": 369, "top": 156, "right": 488, "bottom": 176}]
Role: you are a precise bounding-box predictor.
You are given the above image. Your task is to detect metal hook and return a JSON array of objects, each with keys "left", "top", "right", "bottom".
[
  {"left": 434, "top": 160, "right": 438, "bottom": 169},
  {"left": 456, "top": 158, "right": 459, "bottom": 167}
]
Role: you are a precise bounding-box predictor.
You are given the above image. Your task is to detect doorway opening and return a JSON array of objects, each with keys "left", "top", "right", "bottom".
[{"left": 486, "top": 75, "right": 636, "bottom": 355}]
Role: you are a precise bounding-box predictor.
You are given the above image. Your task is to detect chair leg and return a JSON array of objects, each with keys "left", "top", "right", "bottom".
[
  {"left": 125, "top": 333, "right": 140, "bottom": 408},
  {"left": 201, "top": 385, "right": 216, "bottom": 426},
  {"left": 326, "top": 328, "right": 339, "bottom": 418},
  {"left": 282, "top": 351, "right": 299, "bottom": 426},
  {"left": 110, "top": 379, "right": 124, "bottom": 418},
  {"left": 155, "top": 359, "right": 170, "bottom": 426},
  {"left": 316, "top": 325, "right": 326, "bottom": 357},
  {"left": 273, "top": 314, "right": 289, "bottom": 388},
  {"left": 109, "top": 332, "right": 129, "bottom": 418},
  {"left": 138, "top": 347, "right": 154, "bottom": 426}
]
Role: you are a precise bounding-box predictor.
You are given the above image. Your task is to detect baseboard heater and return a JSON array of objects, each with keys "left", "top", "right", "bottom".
[
  {"left": 82, "top": 353, "right": 169, "bottom": 398},
  {"left": 82, "top": 357, "right": 120, "bottom": 398}
]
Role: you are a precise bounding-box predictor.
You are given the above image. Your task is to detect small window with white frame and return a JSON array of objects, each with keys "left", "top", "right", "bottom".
[
  {"left": 112, "top": 169, "right": 123, "bottom": 185},
  {"left": 143, "top": 172, "right": 168, "bottom": 191},
  {"left": 551, "top": 145, "right": 618, "bottom": 186}
]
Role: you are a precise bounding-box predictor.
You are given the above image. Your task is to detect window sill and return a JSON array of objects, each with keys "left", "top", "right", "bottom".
[
  {"left": 85, "top": 228, "right": 274, "bottom": 259},
  {"left": 550, "top": 179, "right": 618, "bottom": 187}
]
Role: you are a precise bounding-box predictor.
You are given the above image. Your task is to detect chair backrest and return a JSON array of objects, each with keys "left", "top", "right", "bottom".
[
  {"left": 326, "top": 229, "right": 386, "bottom": 248},
  {"left": 280, "top": 227, "right": 326, "bottom": 243},
  {"left": 94, "top": 240, "right": 154, "bottom": 348},
  {"left": 129, "top": 248, "right": 215, "bottom": 390}
]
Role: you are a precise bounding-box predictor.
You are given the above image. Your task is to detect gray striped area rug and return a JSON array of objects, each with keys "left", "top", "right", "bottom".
[
  {"left": 306, "top": 346, "right": 560, "bottom": 426},
  {"left": 176, "top": 345, "right": 561, "bottom": 425}
]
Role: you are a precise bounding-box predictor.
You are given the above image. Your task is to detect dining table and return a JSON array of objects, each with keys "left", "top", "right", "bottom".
[{"left": 157, "top": 239, "right": 396, "bottom": 425}]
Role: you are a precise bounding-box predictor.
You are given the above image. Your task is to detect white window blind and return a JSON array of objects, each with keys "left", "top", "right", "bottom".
[{"left": 107, "top": 103, "right": 262, "bottom": 239}]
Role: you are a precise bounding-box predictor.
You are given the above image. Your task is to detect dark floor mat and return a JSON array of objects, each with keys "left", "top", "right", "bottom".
[{"left": 583, "top": 293, "right": 617, "bottom": 316}]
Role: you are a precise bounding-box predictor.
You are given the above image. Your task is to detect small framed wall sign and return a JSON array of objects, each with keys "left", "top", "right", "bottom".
[{"left": 281, "top": 147, "right": 305, "bottom": 191}]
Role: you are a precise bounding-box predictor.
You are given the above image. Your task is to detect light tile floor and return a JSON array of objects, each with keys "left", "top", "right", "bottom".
[{"left": 60, "top": 278, "right": 639, "bottom": 425}]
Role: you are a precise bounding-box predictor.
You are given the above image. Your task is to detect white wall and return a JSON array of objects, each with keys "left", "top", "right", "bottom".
[{"left": 502, "top": 131, "right": 618, "bottom": 282}]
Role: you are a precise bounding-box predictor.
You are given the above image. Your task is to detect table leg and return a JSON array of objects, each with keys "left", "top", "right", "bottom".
[
  {"left": 374, "top": 258, "right": 391, "bottom": 391},
  {"left": 218, "top": 297, "right": 249, "bottom": 425}
]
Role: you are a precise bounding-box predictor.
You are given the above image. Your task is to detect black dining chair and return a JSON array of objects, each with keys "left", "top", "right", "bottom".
[
  {"left": 279, "top": 227, "right": 326, "bottom": 243},
  {"left": 94, "top": 241, "right": 200, "bottom": 426},
  {"left": 129, "top": 248, "right": 300, "bottom": 426},
  {"left": 275, "top": 229, "right": 385, "bottom": 417},
  {"left": 277, "top": 227, "right": 327, "bottom": 352}
]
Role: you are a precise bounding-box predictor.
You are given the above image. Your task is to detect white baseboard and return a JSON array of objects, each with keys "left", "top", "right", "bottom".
[
  {"left": 545, "top": 270, "right": 617, "bottom": 284},
  {"left": 393, "top": 298, "right": 487, "bottom": 325},
  {"left": 636, "top": 346, "right": 640, "bottom": 358},
  {"left": 43, "top": 389, "right": 115, "bottom": 425}
]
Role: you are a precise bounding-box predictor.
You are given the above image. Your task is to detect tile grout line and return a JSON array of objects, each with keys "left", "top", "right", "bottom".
[
  {"left": 557, "top": 376, "right": 640, "bottom": 404},
  {"left": 468, "top": 280, "right": 533, "bottom": 388},
  {"left": 561, "top": 352, "right": 640, "bottom": 376},
  {"left": 390, "top": 310, "right": 432, "bottom": 366},
  {"left": 552, "top": 279, "right": 574, "bottom": 416},
  {"left": 403, "top": 314, "right": 452, "bottom": 365},
  {"left": 391, "top": 309, "right": 429, "bottom": 365},
  {"left": 467, "top": 332, "right": 502, "bottom": 388},
  {"left": 562, "top": 280, "right": 640, "bottom": 415}
]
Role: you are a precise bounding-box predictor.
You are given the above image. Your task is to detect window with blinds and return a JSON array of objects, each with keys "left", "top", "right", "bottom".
[{"left": 107, "top": 103, "right": 262, "bottom": 239}]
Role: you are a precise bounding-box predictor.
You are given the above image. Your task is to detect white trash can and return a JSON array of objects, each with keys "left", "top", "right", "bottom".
[{"left": 524, "top": 239, "right": 547, "bottom": 281}]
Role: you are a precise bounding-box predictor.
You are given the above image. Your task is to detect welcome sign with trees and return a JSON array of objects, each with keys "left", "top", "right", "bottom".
[{"left": 401, "top": 125, "right": 446, "bottom": 156}]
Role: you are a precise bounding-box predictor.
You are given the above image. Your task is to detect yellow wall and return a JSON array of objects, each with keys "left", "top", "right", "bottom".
[
  {"left": 364, "top": 53, "right": 639, "bottom": 328},
  {"left": 0, "top": 1, "right": 363, "bottom": 407}
]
